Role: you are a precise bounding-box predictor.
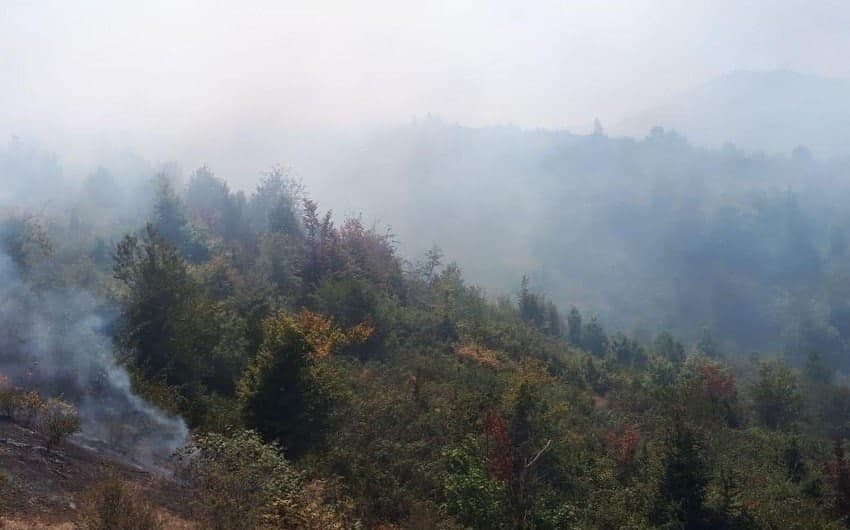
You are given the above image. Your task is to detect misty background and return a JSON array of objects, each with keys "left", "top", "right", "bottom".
[
  {"left": 5, "top": 1, "right": 850, "bottom": 173},
  {"left": 6, "top": 1, "right": 850, "bottom": 366}
]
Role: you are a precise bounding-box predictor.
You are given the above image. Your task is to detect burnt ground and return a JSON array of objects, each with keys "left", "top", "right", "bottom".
[{"left": 0, "top": 418, "right": 195, "bottom": 528}]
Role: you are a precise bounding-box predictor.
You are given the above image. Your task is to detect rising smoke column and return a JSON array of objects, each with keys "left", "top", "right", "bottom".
[{"left": 0, "top": 240, "right": 187, "bottom": 467}]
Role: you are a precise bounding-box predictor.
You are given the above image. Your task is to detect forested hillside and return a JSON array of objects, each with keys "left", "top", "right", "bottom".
[
  {"left": 307, "top": 120, "right": 850, "bottom": 364},
  {"left": 5, "top": 155, "right": 850, "bottom": 528}
]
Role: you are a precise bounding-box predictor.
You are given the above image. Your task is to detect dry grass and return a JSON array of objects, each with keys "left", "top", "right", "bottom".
[
  {"left": 591, "top": 394, "right": 610, "bottom": 409},
  {"left": 455, "top": 341, "right": 503, "bottom": 369},
  {"left": 0, "top": 510, "right": 195, "bottom": 530},
  {"left": 0, "top": 518, "right": 76, "bottom": 529},
  {"left": 76, "top": 478, "right": 164, "bottom": 530}
]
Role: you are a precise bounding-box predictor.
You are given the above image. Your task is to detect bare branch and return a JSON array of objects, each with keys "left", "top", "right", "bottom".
[{"left": 525, "top": 439, "right": 552, "bottom": 469}]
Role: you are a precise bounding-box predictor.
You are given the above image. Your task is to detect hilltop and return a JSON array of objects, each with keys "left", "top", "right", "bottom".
[{"left": 618, "top": 69, "right": 850, "bottom": 157}]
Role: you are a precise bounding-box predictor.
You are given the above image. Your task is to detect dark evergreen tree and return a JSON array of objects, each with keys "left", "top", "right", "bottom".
[
  {"left": 567, "top": 307, "right": 582, "bottom": 347},
  {"left": 653, "top": 419, "right": 708, "bottom": 529}
]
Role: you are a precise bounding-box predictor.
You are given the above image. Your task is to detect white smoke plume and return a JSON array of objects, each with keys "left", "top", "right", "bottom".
[{"left": 0, "top": 244, "right": 188, "bottom": 469}]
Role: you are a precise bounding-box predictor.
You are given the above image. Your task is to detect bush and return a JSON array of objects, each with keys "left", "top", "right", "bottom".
[
  {"left": 177, "top": 430, "right": 353, "bottom": 530},
  {"left": 177, "top": 430, "right": 300, "bottom": 530},
  {"left": 442, "top": 437, "right": 509, "bottom": 530},
  {"left": 0, "top": 386, "right": 80, "bottom": 448},
  {"left": 76, "top": 478, "right": 163, "bottom": 530},
  {"left": 37, "top": 398, "right": 80, "bottom": 449},
  {"left": 0, "top": 470, "right": 8, "bottom": 517},
  {"left": 0, "top": 377, "right": 14, "bottom": 418},
  {"left": 11, "top": 390, "right": 45, "bottom": 427}
]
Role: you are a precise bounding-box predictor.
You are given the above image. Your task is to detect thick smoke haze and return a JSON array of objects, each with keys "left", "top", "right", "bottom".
[
  {"left": 6, "top": 1, "right": 850, "bottom": 456},
  {"left": 6, "top": 4, "right": 850, "bottom": 527},
  {"left": 0, "top": 241, "right": 187, "bottom": 466},
  {"left": 6, "top": 1, "right": 850, "bottom": 178}
]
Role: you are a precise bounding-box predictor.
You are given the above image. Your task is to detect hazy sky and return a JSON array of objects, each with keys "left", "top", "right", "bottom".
[{"left": 3, "top": 0, "right": 850, "bottom": 174}]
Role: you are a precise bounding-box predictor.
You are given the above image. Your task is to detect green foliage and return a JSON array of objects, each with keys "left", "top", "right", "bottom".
[
  {"left": 237, "top": 311, "right": 362, "bottom": 457},
  {"left": 114, "top": 224, "right": 251, "bottom": 427},
  {"left": 443, "top": 437, "right": 510, "bottom": 529},
  {"left": 313, "top": 277, "right": 382, "bottom": 359},
  {"left": 24, "top": 165, "right": 850, "bottom": 529},
  {"left": 178, "top": 430, "right": 300, "bottom": 530},
  {"left": 253, "top": 232, "right": 302, "bottom": 295},
  {"left": 581, "top": 317, "right": 609, "bottom": 357},
  {"left": 695, "top": 327, "right": 719, "bottom": 358},
  {"left": 0, "top": 214, "right": 51, "bottom": 274},
  {"left": 114, "top": 224, "right": 194, "bottom": 381},
  {"left": 238, "top": 314, "right": 318, "bottom": 457},
  {"left": 750, "top": 359, "right": 802, "bottom": 430},
  {"left": 184, "top": 166, "right": 247, "bottom": 242},
  {"left": 178, "top": 430, "right": 353, "bottom": 529},
  {"left": 567, "top": 307, "right": 582, "bottom": 346},
  {"left": 654, "top": 331, "right": 686, "bottom": 363},
  {"left": 248, "top": 166, "right": 303, "bottom": 235},
  {"left": 652, "top": 420, "right": 708, "bottom": 528},
  {"left": 819, "top": 386, "right": 850, "bottom": 438},
  {"left": 152, "top": 174, "right": 208, "bottom": 262},
  {"left": 519, "top": 276, "right": 563, "bottom": 337},
  {"left": 608, "top": 332, "right": 647, "bottom": 368},
  {"left": 804, "top": 351, "right": 834, "bottom": 385}
]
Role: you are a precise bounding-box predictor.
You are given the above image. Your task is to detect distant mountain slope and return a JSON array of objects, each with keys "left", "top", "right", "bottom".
[
  {"left": 304, "top": 119, "right": 850, "bottom": 355},
  {"left": 618, "top": 70, "right": 850, "bottom": 157}
]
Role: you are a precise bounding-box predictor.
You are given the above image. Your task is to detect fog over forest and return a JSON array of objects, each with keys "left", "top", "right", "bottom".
[
  {"left": 8, "top": 2, "right": 850, "bottom": 528},
  {"left": 9, "top": 110, "right": 850, "bottom": 365}
]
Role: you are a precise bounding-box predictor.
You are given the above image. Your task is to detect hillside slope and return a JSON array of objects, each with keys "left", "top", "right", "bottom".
[
  {"left": 0, "top": 419, "right": 193, "bottom": 528},
  {"left": 301, "top": 119, "right": 850, "bottom": 357}
]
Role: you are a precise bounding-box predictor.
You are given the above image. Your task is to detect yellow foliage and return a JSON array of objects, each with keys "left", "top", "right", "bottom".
[
  {"left": 262, "top": 479, "right": 352, "bottom": 530},
  {"left": 12, "top": 390, "right": 45, "bottom": 426},
  {"left": 513, "top": 358, "right": 552, "bottom": 386},
  {"left": 290, "top": 309, "right": 374, "bottom": 359},
  {"left": 455, "top": 341, "right": 502, "bottom": 369},
  {"left": 503, "top": 358, "right": 552, "bottom": 407}
]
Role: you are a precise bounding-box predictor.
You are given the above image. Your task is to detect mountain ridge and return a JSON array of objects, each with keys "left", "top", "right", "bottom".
[{"left": 617, "top": 69, "right": 850, "bottom": 157}]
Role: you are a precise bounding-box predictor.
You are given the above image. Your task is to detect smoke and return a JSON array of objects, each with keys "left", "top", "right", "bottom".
[{"left": 0, "top": 241, "right": 188, "bottom": 469}]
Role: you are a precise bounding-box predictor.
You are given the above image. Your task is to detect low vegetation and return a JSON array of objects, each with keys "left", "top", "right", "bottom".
[
  {"left": 0, "top": 376, "right": 80, "bottom": 450},
  {"left": 38, "top": 398, "right": 81, "bottom": 450},
  {"left": 0, "top": 470, "right": 7, "bottom": 518},
  {"left": 76, "top": 478, "right": 164, "bottom": 530}
]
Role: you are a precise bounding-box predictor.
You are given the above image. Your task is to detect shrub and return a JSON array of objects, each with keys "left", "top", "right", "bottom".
[
  {"left": 177, "top": 430, "right": 300, "bottom": 530},
  {"left": 177, "top": 430, "right": 353, "bottom": 530},
  {"left": 37, "top": 398, "right": 80, "bottom": 449},
  {"left": 76, "top": 478, "right": 163, "bottom": 530},
  {"left": 263, "top": 479, "right": 353, "bottom": 530},
  {"left": 0, "top": 470, "right": 8, "bottom": 517},
  {"left": 0, "top": 374, "right": 14, "bottom": 418},
  {"left": 11, "top": 390, "right": 45, "bottom": 427},
  {"left": 442, "top": 437, "right": 509, "bottom": 530}
]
